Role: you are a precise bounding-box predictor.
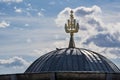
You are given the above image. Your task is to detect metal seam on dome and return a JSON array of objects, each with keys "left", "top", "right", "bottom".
[
  {"left": 87, "top": 51, "right": 102, "bottom": 71},
  {"left": 84, "top": 50, "right": 98, "bottom": 71},
  {"left": 81, "top": 50, "right": 95, "bottom": 71},
  {"left": 49, "top": 50, "right": 62, "bottom": 71},
  {"left": 40, "top": 50, "right": 60, "bottom": 71},
  {"left": 61, "top": 49, "right": 69, "bottom": 71},
  {"left": 26, "top": 51, "right": 55, "bottom": 72},
  {"left": 87, "top": 50, "right": 109, "bottom": 72},
  {"left": 32, "top": 52, "right": 52, "bottom": 72},
  {"left": 70, "top": 49, "right": 75, "bottom": 71},
  {"left": 34, "top": 52, "right": 52, "bottom": 72},
  {"left": 95, "top": 53, "right": 112, "bottom": 72},
  {"left": 44, "top": 50, "right": 62, "bottom": 71},
  {"left": 63, "top": 50, "right": 68, "bottom": 71},
  {"left": 37, "top": 50, "right": 59, "bottom": 72},
  {"left": 70, "top": 49, "right": 76, "bottom": 70},
  {"left": 98, "top": 53, "right": 117, "bottom": 72},
  {"left": 76, "top": 49, "right": 83, "bottom": 71},
  {"left": 55, "top": 48, "right": 64, "bottom": 71},
  {"left": 100, "top": 56, "right": 117, "bottom": 72},
  {"left": 48, "top": 49, "right": 65, "bottom": 71},
  {"left": 73, "top": 49, "right": 79, "bottom": 71},
  {"left": 65, "top": 49, "right": 73, "bottom": 71},
  {"left": 90, "top": 51, "right": 103, "bottom": 71},
  {"left": 78, "top": 49, "right": 86, "bottom": 70},
  {"left": 66, "top": 49, "right": 73, "bottom": 71},
  {"left": 93, "top": 52, "right": 110, "bottom": 72},
  {"left": 78, "top": 49, "right": 90, "bottom": 71},
  {"left": 43, "top": 51, "right": 59, "bottom": 71}
]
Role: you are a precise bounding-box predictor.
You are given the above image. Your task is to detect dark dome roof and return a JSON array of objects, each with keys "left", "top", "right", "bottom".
[{"left": 25, "top": 48, "right": 120, "bottom": 73}]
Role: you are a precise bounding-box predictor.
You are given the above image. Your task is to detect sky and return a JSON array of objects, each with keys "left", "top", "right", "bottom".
[{"left": 0, "top": 0, "right": 120, "bottom": 74}]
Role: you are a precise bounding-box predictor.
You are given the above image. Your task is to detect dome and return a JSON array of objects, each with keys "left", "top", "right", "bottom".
[{"left": 25, "top": 48, "right": 120, "bottom": 73}]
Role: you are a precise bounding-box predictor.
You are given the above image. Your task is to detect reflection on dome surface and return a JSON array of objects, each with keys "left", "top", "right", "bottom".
[{"left": 25, "top": 48, "right": 120, "bottom": 73}]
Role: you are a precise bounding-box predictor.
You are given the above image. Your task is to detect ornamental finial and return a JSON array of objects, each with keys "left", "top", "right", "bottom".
[{"left": 65, "top": 10, "right": 79, "bottom": 48}]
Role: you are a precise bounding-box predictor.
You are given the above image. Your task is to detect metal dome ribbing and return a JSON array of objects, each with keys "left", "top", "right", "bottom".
[{"left": 25, "top": 48, "right": 120, "bottom": 73}]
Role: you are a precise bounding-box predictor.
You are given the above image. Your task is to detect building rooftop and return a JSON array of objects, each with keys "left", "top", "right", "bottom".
[{"left": 25, "top": 48, "right": 120, "bottom": 73}]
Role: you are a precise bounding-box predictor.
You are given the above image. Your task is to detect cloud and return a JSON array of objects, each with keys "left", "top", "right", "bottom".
[
  {"left": 30, "top": 47, "right": 55, "bottom": 57},
  {"left": 104, "top": 48, "right": 120, "bottom": 59},
  {"left": 0, "top": 0, "right": 23, "bottom": 3},
  {"left": 0, "top": 21, "right": 10, "bottom": 28},
  {"left": 37, "top": 12, "right": 43, "bottom": 17},
  {"left": 26, "top": 3, "right": 38, "bottom": 12},
  {"left": 55, "top": 5, "right": 106, "bottom": 46},
  {"left": 14, "top": 7, "right": 22, "bottom": 13},
  {"left": 24, "top": 23, "right": 29, "bottom": 27},
  {"left": 55, "top": 5, "right": 120, "bottom": 60},
  {"left": 55, "top": 6, "right": 104, "bottom": 31},
  {"left": 0, "top": 56, "right": 30, "bottom": 68},
  {"left": 55, "top": 7, "right": 70, "bottom": 27},
  {"left": 74, "top": 5, "right": 101, "bottom": 16},
  {"left": 84, "top": 33, "right": 120, "bottom": 47}
]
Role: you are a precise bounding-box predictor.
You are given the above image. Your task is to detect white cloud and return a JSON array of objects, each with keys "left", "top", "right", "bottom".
[
  {"left": 0, "top": 21, "right": 10, "bottom": 28},
  {"left": 55, "top": 5, "right": 120, "bottom": 60},
  {"left": 0, "top": 0, "right": 23, "bottom": 3},
  {"left": 55, "top": 5, "right": 120, "bottom": 46},
  {"left": 37, "top": 12, "right": 43, "bottom": 17},
  {"left": 55, "top": 7, "right": 70, "bottom": 27},
  {"left": 15, "top": 8, "right": 22, "bottom": 13},
  {"left": 0, "top": 56, "right": 30, "bottom": 68},
  {"left": 74, "top": 5, "right": 101, "bottom": 16},
  {"left": 30, "top": 48, "right": 54, "bottom": 57},
  {"left": 25, "top": 3, "right": 38, "bottom": 16},
  {"left": 24, "top": 23, "right": 29, "bottom": 27},
  {"left": 106, "top": 48, "right": 120, "bottom": 59},
  {"left": 14, "top": 7, "right": 22, "bottom": 13},
  {"left": 55, "top": 5, "right": 103, "bottom": 30},
  {"left": 26, "top": 4, "right": 37, "bottom": 12},
  {"left": 55, "top": 5, "right": 106, "bottom": 47},
  {"left": 37, "top": 9, "right": 45, "bottom": 17}
]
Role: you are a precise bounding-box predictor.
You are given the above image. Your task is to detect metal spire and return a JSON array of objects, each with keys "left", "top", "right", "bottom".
[{"left": 65, "top": 10, "right": 79, "bottom": 48}]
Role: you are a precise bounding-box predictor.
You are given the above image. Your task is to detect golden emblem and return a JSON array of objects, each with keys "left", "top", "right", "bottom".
[{"left": 65, "top": 10, "right": 79, "bottom": 48}]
